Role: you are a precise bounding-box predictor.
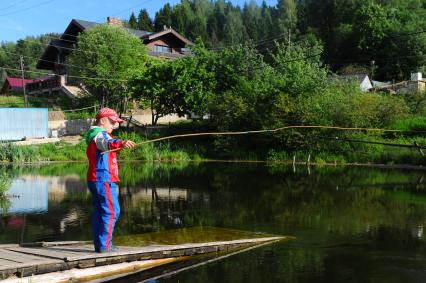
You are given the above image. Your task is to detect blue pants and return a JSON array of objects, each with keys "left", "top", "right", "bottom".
[{"left": 88, "top": 182, "right": 120, "bottom": 252}]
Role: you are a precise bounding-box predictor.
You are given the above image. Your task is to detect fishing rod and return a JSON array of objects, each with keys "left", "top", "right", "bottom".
[{"left": 102, "top": 125, "right": 426, "bottom": 154}]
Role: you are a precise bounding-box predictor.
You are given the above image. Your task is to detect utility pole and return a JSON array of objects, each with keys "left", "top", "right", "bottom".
[
  {"left": 288, "top": 28, "right": 291, "bottom": 44},
  {"left": 20, "top": 55, "right": 28, "bottom": 107}
]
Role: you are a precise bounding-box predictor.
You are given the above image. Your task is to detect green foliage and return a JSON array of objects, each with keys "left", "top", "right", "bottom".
[
  {"left": 137, "top": 9, "right": 153, "bottom": 31},
  {"left": 388, "top": 116, "right": 426, "bottom": 132},
  {"left": 0, "top": 143, "right": 37, "bottom": 163},
  {"left": 0, "top": 172, "right": 11, "bottom": 213},
  {"left": 67, "top": 24, "right": 148, "bottom": 108},
  {"left": 0, "top": 34, "right": 58, "bottom": 79},
  {"left": 130, "top": 44, "right": 216, "bottom": 124},
  {"left": 298, "top": 83, "right": 409, "bottom": 128}
]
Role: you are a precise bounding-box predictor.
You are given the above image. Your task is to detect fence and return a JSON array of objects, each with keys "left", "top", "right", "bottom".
[{"left": 0, "top": 108, "right": 48, "bottom": 141}]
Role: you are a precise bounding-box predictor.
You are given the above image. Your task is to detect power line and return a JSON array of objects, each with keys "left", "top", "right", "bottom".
[
  {"left": 0, "top": 0, "right": 57, "bottom": 17},
  {"left": 1, "top": 49, "right": 103, "bottom": 72},
  {"left": 0, "top": 0, "right": 30, "bottom": 12},
  {"left": 0, "top": 66, "right": 130, "bottom": 82}
]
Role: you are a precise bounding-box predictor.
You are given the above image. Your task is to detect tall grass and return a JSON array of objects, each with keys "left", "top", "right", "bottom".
[
  {"left": 0, "top": 172, "right": 11, "bottom": 213},
  {"left": 0, "top": 142, "right": 37, "bottom": 163},
  {"left": 388, "top": 116, "right": 426, "bottom": 132}
]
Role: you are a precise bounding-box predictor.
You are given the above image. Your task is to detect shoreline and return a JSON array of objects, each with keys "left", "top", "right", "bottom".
[{"left": 0, "top": 159, "right": 425, "bottom": 171}]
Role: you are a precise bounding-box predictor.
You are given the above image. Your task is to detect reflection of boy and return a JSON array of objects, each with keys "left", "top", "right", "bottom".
[{"left": 85, "top": 108, "right": 135, "bottom": 253}]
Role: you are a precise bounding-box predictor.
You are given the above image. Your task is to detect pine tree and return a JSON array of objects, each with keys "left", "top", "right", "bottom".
[
  {"left": 259, "top": 1, "right": 273, "bottom": 41},
  {"left": 243, "top": 0, "right": 262, "bottom": 41},
  {"left": 171, "top": 0, "right": 192, "bottom": 35},
  {"left": 138, "top": 9, "right": 153, "bottom": 31},
  {"left": 128, "top": 12, "right": 138, "bottom": 29},
  {"left": 154, "top": 3, "right": 173, "bottom": 32},
  {"left": 223, "top": 8, "right": 246, "bottom": 45},
  {"left": 275, "top": 0, "right": 297, "bottom": 37}
]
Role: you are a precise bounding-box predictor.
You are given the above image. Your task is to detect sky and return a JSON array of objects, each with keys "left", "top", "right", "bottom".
[{"left": 0, "top": 0, "right": 277, "bottom": 42}]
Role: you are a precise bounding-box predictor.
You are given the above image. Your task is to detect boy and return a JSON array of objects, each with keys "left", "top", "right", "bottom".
[{"left": 85, "top": 107, "right": 135, "bottom": 253}]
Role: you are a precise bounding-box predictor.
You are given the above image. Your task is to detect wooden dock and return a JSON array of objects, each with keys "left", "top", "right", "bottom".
[{"left": 0, "top": 236, "right": 284, "bottom": 280}]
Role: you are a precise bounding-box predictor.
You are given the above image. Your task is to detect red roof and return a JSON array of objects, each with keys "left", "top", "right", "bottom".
[{"left": 6, "top": 77, "right": 34, "bottom": 88}]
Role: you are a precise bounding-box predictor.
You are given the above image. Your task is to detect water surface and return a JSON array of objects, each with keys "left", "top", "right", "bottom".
[{"left": 1, "top": 162, "right": 426, "bottom": 282}]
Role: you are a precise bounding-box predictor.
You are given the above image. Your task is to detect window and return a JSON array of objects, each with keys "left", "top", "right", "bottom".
[{"left": 154, "top": 45, "right": 172, "bottom": 53}]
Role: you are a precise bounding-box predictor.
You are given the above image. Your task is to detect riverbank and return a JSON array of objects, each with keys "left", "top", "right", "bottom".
[{"left": 1, "top": 131, "right": 426, "bottom": 167}]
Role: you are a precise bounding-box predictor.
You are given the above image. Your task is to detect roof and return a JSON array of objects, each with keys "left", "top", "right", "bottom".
[
  {"left": 70, "top": 19, "right": 153, "bottom": 39},
  {"left": 339, "top": 74, "right": 370, "bottom": 84},
  {"left": 142, "top": 28, "right": 194, "bottom": 45},
  {"left": 38, "top": 19, "right": 192, "bottom": 70},
  {"left": 6, "top": 77, "right": 34, "bottom": 88}
]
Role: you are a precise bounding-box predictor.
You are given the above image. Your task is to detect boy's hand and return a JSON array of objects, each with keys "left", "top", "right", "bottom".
[{"left": 122, "top": 140, "right": 136, "bottom": 149}]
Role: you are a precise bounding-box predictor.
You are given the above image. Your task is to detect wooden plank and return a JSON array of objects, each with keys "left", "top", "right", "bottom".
[
  {"left": 0, "top": 236, "right": 286, "bottom": 280},
  {"left": 5, "top": 247, "right": 82, "bottom": 260},
  {"left": 21, "top": 241, "right": 90, "bottom": 247},
  {"left": 0, "top": 249, "right": 54, "bottom": 263},
  {"left": 0, "top": 244, "right": 19, "bottom": 248},
  {"left": 0, "top": 259, "right": 19, "bottom": 266},
  {"left": 65, "top": 237, "right": 284, "bottom": 261}
]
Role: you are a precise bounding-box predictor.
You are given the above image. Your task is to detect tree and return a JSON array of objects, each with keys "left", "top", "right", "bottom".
[
  {"left": 154, "top": 3, "right": 173, "bottom": 32},
  {"left": 275, "top": 0, "right": 297, "bottom": 37},
  {"left": 128, "top": 12, "right": 138, "bottom": 29},
  {"left": 130, "top": 44, "right": 216, "bottom": 125},
  {"left": 223, "top": 9, "right": 246, "bottom": 45},
  {"left": 67, "top": 24, "right": 148, "bottom": 109},
  {"left": 137, "top": 9, "right": 153, "bottom": 31},
  {"left": 243, "top": 0, "right": 262, "bottom": 41}
]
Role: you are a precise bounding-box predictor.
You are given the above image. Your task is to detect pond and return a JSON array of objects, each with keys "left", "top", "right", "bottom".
[{"left": 1, "top": 162, "right": 426, "bottom": 283}]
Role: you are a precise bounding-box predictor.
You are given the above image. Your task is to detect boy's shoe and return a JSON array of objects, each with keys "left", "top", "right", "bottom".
[{"left": 98, "top": 245, "right": 120, "bottom": 253}]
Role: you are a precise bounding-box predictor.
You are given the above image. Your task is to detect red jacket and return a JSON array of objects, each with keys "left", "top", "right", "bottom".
[{"left": 86, "top": 126, "right": 123, "bottom": 182}]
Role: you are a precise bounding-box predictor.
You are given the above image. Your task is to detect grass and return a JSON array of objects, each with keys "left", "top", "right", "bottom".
[
  {"left": 1, "top": 121, "right": 426, "bottom": 166},
  {"left": 0, "top": 172, "right": 11, "bottom": 213},
  {"left": 388, "top": 116, "right": 426, "bottom": 132}
]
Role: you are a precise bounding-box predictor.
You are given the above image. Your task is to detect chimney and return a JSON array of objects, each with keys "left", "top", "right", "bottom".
[
  {"left": 107, "top": 16, "right": 124, "bottom": 26},
  {"left": 163, "top": 25, "right": 167, "bottom": 31},
  {"left": 411, "top": 72, "right": 422, "bottom": 81}
]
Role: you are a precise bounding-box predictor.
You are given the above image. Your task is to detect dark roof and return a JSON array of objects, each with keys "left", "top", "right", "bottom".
[
  {"left": 339, "top": 74, "right": 370, "bottom": 84},
  {"left": 70, "top": 19, "right": 153, "bottom": 39},
  {"left": 37, "top": 18, "right": 192, "bottom": 70}
]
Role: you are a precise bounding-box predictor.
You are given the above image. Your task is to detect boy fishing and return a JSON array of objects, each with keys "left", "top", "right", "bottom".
[{"left": 85, "top": 107, "right": 135, "bottom": 253}]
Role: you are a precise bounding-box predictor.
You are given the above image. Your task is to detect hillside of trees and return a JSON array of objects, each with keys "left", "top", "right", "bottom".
[
  {"left": 126, "top": 0, "right": 426, "bottom": 81},
  {"left": 0, "top": 0, "right": 425, "bottom": 83}
]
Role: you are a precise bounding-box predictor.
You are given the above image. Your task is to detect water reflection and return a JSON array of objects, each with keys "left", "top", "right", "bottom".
[{"left": 1, "top": 163, "right": 426, "bottom": 282}]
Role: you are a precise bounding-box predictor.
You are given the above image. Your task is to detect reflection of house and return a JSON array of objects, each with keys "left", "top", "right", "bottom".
[
  {"left": 6, "top": 178, "right": 48, "bottom": 214},
  {"left": 28, "top": 17, "right": 193, "bottom": 97},
  {"left": 126, "top": 187, "right": 189, "bottom": 208}
]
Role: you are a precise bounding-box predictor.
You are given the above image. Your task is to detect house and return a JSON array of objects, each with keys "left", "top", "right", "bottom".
[
  {"left": 339, "top": 74, "right": 373, "bottom": 92},
  {"left": 372, "top": 72, "right": 426, "bottom": 94},
  {"left": 29, "top": 17, "right": 193, "bottom": 96},
  {"left": 0, "top": 77, "right": 34, "bottom": 94}
]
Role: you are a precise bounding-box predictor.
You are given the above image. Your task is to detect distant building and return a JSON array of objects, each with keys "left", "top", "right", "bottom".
[
  {"left": 373, "top": 72, "right": 426, "bottom": 94},
  {"left": 338, "top": 74, "right": 373, "bottom": 92},
  {"left": 28, "top": 17, "right": 193, "bottom": 97},
  {"left": 0, "top": 77, "right": 34, "bottom": 94}
]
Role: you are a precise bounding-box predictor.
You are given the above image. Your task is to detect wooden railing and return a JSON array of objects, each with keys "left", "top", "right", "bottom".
[{"left": 27, "top": 76, "right": 61, "bottom": 94}]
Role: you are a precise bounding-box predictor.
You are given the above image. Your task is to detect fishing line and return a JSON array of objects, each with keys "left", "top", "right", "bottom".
[{"left": 102, "top": 125, "right": 426, "bottom": 154}]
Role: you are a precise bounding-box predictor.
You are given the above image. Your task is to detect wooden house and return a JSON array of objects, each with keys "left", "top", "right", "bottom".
[{"left": 29, "top": 17, "right": 193, "bottom": 96}]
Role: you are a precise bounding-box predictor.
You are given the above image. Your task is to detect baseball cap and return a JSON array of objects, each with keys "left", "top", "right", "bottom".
[{"left": 96, "top": 107, "right": 124, "bottom": 123}]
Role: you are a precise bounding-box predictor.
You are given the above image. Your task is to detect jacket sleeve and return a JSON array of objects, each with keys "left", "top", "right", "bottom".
[{"left": 93, "top": 131, "right": 124, "bottom": 152}]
